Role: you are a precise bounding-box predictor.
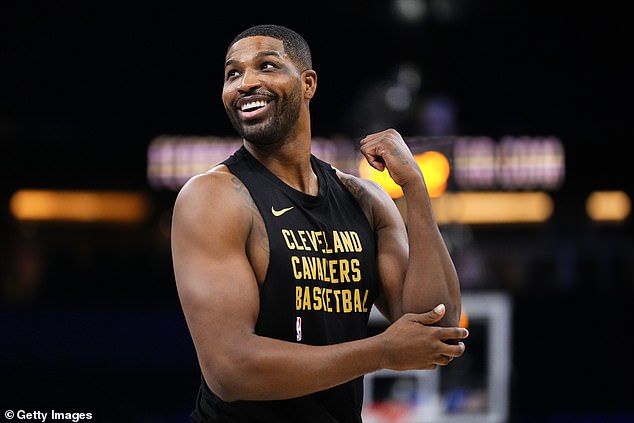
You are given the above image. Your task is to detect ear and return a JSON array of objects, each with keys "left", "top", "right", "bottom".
[{"left": 302, "top": 70, "right": 317, "bottom": 100}]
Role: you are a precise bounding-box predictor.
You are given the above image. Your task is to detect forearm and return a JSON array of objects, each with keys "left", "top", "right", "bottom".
[
  {"left": 400, "top": 178, "right": 461, "bottom": 326},
  {"left": 203, "top": 333, "right": 384, "bottom": 402}
]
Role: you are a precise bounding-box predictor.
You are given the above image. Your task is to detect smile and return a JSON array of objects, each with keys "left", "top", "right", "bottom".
[{"left": 240, "top": 100, "right": 269, "bottom": 112}]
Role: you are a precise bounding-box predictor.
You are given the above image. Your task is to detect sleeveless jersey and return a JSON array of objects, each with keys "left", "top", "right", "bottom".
[{"left": 190, "top": 146, "right": 380, "bottom": 423}]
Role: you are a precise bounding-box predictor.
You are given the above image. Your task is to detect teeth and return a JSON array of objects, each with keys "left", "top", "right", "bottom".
[{"left": 240, "top": 100, "right": 268, "bottom": 111}]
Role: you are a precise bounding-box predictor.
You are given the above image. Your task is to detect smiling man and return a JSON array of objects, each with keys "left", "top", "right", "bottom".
[{"left": 171, "top": 24, "right": 467, "bottom": 423}]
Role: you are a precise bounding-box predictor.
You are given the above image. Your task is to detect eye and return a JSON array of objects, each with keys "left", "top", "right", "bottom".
[
  {"left": 260, "top": 62, "right": 277, "bottom": 71},
  {"left": 225, "top": 69, "right": 240, "bottom": 80}
]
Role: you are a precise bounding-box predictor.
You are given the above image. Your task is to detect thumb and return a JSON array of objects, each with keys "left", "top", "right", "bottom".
[{"left": 415, "top": 304, "right": 445, "bottom": 325}]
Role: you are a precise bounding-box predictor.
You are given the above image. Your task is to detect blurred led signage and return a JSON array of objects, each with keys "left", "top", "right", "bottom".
[
  {"left": 147, "top": 135, "right": 565, "bottom": 193},
  {"left": 453, "top": 136, "right": 564, "bottom": 190}
]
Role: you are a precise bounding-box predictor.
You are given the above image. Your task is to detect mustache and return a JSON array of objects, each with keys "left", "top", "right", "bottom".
[{"left": 235, "top": 90, "right": 275, "bottom": 104}]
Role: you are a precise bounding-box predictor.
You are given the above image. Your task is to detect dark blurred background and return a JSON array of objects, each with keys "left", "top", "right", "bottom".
[{"left": 1, "top": 1, "right": 633, "bottom": 422}]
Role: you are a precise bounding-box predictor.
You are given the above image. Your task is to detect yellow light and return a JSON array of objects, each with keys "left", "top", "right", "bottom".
[
  {"left": 586, "top": 191, "right": 631, "bottom": 222},
  {"left": 415, "top": 151, "right": 450, "bottom": 198},
  {"left": 358, "top": 159, "right": 404, "bottom": 199},
  {"left": 431, "top": 191, "right": 554, "bottom": 224},
  {"left": 9, "top": 190, "right": 151, "bottom": 223},
  {"left": 358, "top": 150, "right": 451, "bottom": 199}
]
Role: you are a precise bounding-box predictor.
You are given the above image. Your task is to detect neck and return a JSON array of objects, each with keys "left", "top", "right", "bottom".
[{"left": 244, "top": 134, "right": 318, "bottom": 195}]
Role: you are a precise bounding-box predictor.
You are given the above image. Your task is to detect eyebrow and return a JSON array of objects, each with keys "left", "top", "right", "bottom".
[{"left": 225, "top": 50, "right": 283, "bottom": 68}]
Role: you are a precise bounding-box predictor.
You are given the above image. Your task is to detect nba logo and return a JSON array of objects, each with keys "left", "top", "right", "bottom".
[{"left": 296, "top": 316, "right": 302, "bottom": 341}]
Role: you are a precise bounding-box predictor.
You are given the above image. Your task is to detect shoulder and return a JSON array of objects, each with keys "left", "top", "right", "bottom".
[
  {"left": 176, "top": 164, "right": 251, "bottom": 204},
  {"left": 173, "top": 165, "right": 255, "bottom": 235}
]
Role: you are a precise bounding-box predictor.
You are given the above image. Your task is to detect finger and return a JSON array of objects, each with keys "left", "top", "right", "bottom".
[
  {"left": 359, "top": 129, "right": 391, "bottom": 145},
  {"left": 440, "top": 342, "right": 466, "bottom": 359},
  {"left": 367, "top": 156, "right": 386, "bottom": 172},
  {"left": 413, "top": 304, "right": 446, "bottom": 325},
  {"left": 437, "top": 355, "right": 454, "bottom": 366},
  {"left": 359, "top": 135, "right": 375, "bottom": 145},
  {"left": 359, "top": 144, "right": 386, "bottom": 171},
  {"left": 439, "top": 327, "right": 469, "bottom": 341}
]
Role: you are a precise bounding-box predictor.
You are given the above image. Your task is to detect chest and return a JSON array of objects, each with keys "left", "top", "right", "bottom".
[{"left": 247, "top": 196, "right": 375, "bottom": 286}]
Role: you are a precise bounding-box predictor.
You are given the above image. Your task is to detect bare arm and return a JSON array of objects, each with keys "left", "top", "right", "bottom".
[
  {"left": 358, "top": 129, "right": 462, "bottom": 326},
  {"left": 171, "top": 167, "right": 467, "bottom": 402}
]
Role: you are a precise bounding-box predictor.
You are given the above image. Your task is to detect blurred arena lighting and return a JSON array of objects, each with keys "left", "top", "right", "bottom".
[
  {"left": 416, "top": 151, "right": 450, "bottom": 198},
  {"left": 585, "top": 190, "right": 631, "bottom": 222},
  {"left": 146, "top": 136, "right": 562, "bottom": 225},
  {"left": 430, "top": 191, "right": 554, "bottom": 224},
  {"left": 9, "top": 189, "right": 151, "bottom": 223},
  {"left": 393, "top": 0, "right": 427, "bottom": 22},
  {"left": 396, "top": 64, "right": 422, "bottom": 93},
  {"left": 421, "top": 96, "right": 456, "bottom": 137},
  {"left": 147, "top": 135, "right": 565, "bottom": 193},
  {"left": 358, "top": 150, "right": 451, "bottom": 199},
  {"left": 384, "top": 83, "right": 412, "bottom": 111},
  {"left": 453, "top": 136, "right": 565, "bottom": 190},
  {"left": 147, "top": 136, "right": 357, "bottom": 190},
  {"left": 147, "top": 136, "right": 243, "bottom": 190}
]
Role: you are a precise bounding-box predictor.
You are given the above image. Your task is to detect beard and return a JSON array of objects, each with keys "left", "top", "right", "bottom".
[{"left": 225, "top": 85, "right": 303, "bottom": 146}]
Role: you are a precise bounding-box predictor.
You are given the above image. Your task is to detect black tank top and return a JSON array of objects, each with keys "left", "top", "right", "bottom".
[{"left": 190, "top": 146, "right": 380, "bottom": 423}]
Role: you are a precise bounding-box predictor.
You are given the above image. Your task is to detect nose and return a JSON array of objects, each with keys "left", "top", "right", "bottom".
[{"left": 237, "top": 69, "right": 260, "bottom": 93}]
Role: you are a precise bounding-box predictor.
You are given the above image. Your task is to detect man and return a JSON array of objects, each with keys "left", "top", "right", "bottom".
[{"left": 171, "top": 24, "right": 467, "bottom": 423}]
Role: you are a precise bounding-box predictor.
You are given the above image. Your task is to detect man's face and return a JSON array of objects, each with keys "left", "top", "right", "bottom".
[{"left": 222, "top": 36, "right": 304, "bottom": 145}]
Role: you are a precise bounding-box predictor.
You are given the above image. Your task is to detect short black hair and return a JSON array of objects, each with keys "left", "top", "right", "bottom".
[{"left": 228, "top": 24, "right": 312, "bottom": 72}]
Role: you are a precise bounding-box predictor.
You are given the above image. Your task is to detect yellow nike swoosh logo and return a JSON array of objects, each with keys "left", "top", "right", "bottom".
[{"left": 271, "top": 206, "right": 294, "bottom": 217}]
